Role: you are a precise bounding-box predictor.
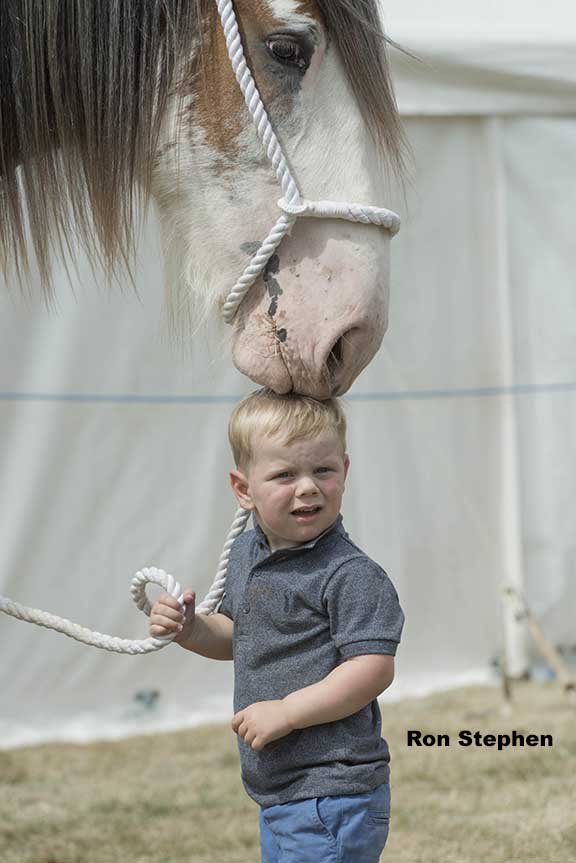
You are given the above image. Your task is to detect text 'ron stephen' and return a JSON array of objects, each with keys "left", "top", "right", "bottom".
[{"left": 407, "top": 730, "right": 553, "bottom": 751}]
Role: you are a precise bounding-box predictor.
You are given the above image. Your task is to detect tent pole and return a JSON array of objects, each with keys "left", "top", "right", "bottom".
[{"left": 488, "top": 116, "right": 529, "bottom": 678}]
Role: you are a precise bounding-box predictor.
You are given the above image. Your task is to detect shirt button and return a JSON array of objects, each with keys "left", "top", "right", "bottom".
[{"left": 243, "top": 606, "right": 250, "bottom": 614}]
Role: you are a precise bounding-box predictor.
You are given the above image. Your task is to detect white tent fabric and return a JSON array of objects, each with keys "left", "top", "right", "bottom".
[
  {"left": 383, "top": 0, "right": 576, "bottom": 114},
  {"left": 1, "top": 5, "right": 575, "bottom": 747}
]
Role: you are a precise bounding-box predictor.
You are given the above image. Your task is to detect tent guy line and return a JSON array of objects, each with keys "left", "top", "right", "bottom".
[{"left": 0, "top": 382, "right": 574, "bottom": 405}]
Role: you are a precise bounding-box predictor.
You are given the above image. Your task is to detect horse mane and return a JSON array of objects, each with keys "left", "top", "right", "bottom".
[
  {"left": 316, "top": 0, "right": 406, "bottom": 169},
  {"left": 0, "top": 0, "right": 404, "bottom": 298},
  {"left": 0, "top": 0, "right": 208, "bottom": 296}
]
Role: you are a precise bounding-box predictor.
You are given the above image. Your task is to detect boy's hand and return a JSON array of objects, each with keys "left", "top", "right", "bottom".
[
  {"left": 231, "top": 700, "right": 293, "bottom": 751},
  {"left": 149, "top": 589, "right": 195, "bottom": 642}
]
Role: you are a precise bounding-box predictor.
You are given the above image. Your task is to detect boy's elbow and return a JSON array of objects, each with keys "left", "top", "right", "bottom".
[
  {"left": 375, "top": 657, "right": 395, "bottom": 693},
  {"left": 382, "top": 665, "right": 395, "bottom": 692},
  {"left": 345, "top": 654, "right": 395, "bottom": 695}
]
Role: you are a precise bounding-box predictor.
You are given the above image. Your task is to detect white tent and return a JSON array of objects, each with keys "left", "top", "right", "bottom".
[
  {"left": 1, "top": 3, "right": 575, "bottom": 747},
  {"left": 382, "top": 0, "right": 576, "bottom": 680}
]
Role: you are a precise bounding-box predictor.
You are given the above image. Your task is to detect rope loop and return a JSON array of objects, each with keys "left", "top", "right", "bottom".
[{"left": 130, "top": 567, "right": 184, "bottom": 617}]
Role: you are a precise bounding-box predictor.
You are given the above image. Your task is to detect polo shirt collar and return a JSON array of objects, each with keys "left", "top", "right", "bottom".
[{"left": 252, "top": 512, "right": 344, "bottom": 553}]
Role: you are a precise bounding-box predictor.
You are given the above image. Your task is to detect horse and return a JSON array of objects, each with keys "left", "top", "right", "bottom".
[{"left": 0, "top": 0, "right": 405, "bottom": 399}]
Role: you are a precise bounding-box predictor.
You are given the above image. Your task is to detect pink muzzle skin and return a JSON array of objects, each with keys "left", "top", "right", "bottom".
[{"left": 231, "top": 223, "right": 391, "bottom": 398}]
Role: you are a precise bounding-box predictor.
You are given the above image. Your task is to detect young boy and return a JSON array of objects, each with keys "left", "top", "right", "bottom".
[{"left": 150, "top": 388, "right": 404, "bottom": 862}]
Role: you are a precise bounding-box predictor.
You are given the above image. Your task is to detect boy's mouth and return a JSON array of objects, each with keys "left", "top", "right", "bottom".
[{"left": 291, "top": 505, "right": 322, "bottom": 520}]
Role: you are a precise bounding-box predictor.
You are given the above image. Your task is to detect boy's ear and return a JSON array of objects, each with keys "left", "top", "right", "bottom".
[
  {"left": 343, "top": 454, "right": 350, "bottom": 480},
  {"left": 229, "top": 469, "right": 255, "bottom": 510}
]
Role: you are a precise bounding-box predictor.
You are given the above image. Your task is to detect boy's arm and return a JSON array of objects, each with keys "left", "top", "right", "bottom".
[
  {"left": 281, "top": 559, "right": 403, "bottom": 729},
  {"left": 176, "top": 612, "right": 234, "bottom": 661},
  {"left": 282, "top": 654, "right": 395, "bottom": 730}
]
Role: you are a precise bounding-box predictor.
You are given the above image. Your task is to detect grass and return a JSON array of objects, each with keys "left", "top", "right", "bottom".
[{"left": 1, "top": 681, "right": 575, "bottom": 863}]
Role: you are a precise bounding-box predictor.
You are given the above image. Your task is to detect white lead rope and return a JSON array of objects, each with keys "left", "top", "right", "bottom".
[
  {"left": 0, "top": 508, "right": 251, "bottom": 654},
  {"left": 0, "top": 0, "right": 401, "bottom": 655}
]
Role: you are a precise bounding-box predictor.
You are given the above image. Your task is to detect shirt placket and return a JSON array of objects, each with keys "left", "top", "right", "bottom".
[{"left": 239, "top": 547, "right": 288, "bottom": 622}]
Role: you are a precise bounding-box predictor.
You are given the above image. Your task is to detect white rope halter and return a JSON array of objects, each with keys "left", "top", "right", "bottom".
[
  {"left": 0, "top": 0, "right": 401, "bottom": 654},
  {"left": 217, "top": 0, "right": 401, "bottom": 324}
]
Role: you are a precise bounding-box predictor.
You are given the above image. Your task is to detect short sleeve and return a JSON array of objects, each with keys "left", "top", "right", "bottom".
[
  {"left": 217, "top": 589, "right": 233, "bottom": 620},
  {"left": 323, "top": 558, "right": 404, "bottom": 658}
]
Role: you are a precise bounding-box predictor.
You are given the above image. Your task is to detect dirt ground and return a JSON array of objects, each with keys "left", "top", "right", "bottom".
[{"left": 1, "top": 680, "right": 575, "bottom": 863}]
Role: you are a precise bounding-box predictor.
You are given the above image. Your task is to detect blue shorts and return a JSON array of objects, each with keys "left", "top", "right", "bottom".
[{"left": 259, "top": 782, "right": 391, "bottom": 863}]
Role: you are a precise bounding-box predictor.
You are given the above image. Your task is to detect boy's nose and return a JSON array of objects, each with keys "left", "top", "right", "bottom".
[{"left": 295, "top": 477, "right": 320, "bottom": 495}]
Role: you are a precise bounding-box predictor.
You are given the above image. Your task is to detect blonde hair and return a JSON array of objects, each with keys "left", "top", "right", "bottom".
[{"left": 229, "top": 388, "right": 347, "bottom": 471}]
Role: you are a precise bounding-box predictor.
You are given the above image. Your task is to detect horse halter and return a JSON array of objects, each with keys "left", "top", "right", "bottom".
[{"left": 216, "top": 0, "right": 402, "bottom": 325}]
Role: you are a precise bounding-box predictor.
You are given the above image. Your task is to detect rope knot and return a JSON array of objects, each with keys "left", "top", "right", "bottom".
[{"left": 277, "top": 197, "right": 308, "bottom": 216}]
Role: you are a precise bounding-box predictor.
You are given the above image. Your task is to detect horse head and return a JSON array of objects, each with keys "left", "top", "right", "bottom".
[
  {"left": 152, "top": 0, "right": 405, "bottom": 398},
  {"left": 0, "top": 0, "right": 404, "bottom": 398}
]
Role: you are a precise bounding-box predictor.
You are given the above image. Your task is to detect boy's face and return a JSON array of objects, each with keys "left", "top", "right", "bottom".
[{"left": 230, "top": 429, "right": 350, "bottom": 552}]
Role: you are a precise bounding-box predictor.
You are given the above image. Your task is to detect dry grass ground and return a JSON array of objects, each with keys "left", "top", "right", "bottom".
[{"left": 1, "top": 681, "right": 575, "bottom": 863}]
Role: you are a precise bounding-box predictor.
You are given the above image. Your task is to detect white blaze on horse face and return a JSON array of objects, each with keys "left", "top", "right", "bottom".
[{"left": 151, "top": 0, "right": 393, "bottom": 397}]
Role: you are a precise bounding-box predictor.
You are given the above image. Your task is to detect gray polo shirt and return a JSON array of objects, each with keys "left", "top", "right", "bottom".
[{"left": 218, "top": 513, "right": 405, "bottom": 808}]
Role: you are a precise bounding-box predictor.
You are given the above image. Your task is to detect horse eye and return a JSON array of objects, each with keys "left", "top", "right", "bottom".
[{"left": 266, "top": 37, "right": 309, "bottom": 71}]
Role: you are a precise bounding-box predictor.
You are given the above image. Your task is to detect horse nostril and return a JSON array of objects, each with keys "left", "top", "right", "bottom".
[
  {"left": 326, "top": 328, "right": 362, "bottom": 378},
  {"left": 326, "top": 336, "right": 345, "bottom": 379}
]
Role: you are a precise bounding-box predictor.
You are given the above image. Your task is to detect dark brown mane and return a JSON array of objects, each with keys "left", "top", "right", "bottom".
[
  {"left": 0, "top": 0, "right": 404, "bottom": 298},
  {"left": 0, "top": 0, "right": 209, "bottom": 295}
]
